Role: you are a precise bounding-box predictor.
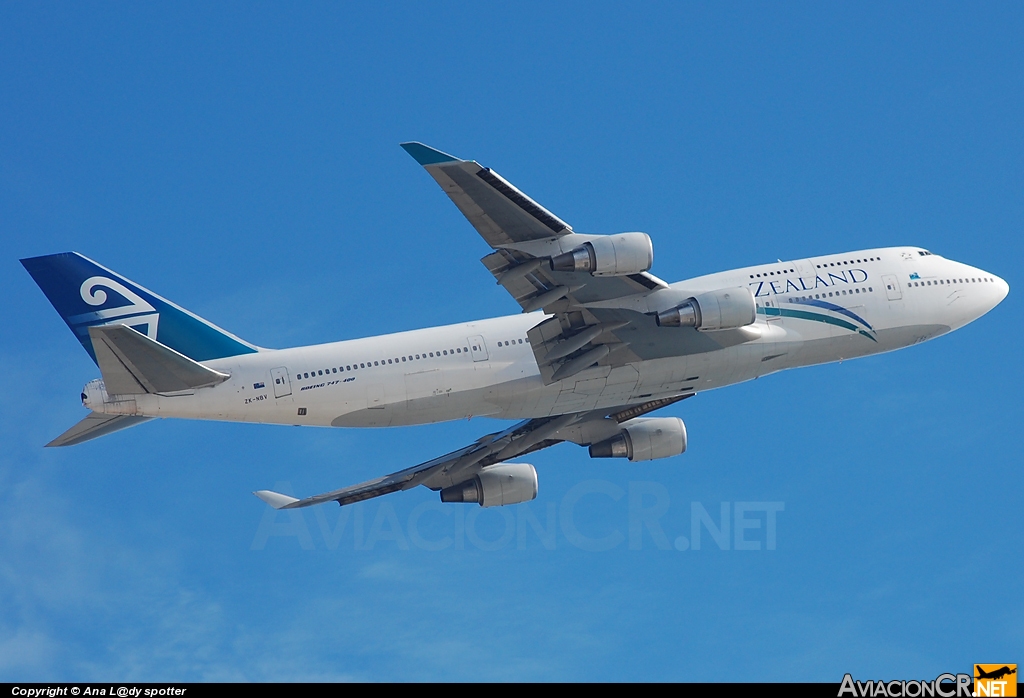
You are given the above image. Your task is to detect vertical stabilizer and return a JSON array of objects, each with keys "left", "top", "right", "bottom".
[{"left": 21, "top": 252, "right": 260, "bottom": 364}]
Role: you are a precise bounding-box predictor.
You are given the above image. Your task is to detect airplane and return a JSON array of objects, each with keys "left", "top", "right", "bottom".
[
  {"left": 975, "top": 666, "right": 1016, "bottom": 681},
  {"left": 21, "top": 142, "right": 1009, "bottom": 511}
]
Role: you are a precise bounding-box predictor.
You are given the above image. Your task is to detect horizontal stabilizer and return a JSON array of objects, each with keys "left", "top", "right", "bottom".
[
  {"left": 47, "top": 412, "right": 153, "bottom": 447},
  {"left": 90, "top": 324, "right": 230, "bottom": 395},
  {"left": 254, "top": 490, "right": 300, "bottom": 509}
]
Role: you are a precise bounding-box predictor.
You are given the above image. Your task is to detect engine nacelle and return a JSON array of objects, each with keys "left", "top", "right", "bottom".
[
  {"left": 588, "top": 417, "right": 687, "bottom": 462},
  {"left": 439, "top": 463, "right": 538, "bottom": 507},
  {"left": 655, "top": 287, "right": 756, "bottom": 331},
  {"left": 550, "top": 233, "right": 653, "bottom": 277}
]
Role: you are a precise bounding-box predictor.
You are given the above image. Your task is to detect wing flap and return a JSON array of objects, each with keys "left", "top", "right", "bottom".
[{"left": 481, "top": 249, "right": 666, "bottom": 311}]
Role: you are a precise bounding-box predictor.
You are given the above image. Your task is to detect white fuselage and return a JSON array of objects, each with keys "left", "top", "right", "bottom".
[{"left": 82, "top": 247, "right": 1009, "bottom": 428}]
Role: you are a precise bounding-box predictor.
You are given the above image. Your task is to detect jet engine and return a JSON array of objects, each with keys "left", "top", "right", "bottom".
[
  {"left": 655, "top": 287, "right": 756, "bottom": 331},
  {"left": 550, "top": 233, "right": 653, "bottom": 277},
  {"left": 440, "top": 463, "right": 538, "bottom": 507},
  {"left": 588, "top": 417, "right": 687, "bottom": 462}
]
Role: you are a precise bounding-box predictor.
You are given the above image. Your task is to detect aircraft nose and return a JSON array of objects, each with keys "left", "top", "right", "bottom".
[
  {"left": 995, "top": 275, "right": 1010, "bottom": 304},
  {"left": 975, "top": 269, "right": 1009, "bottom": 316},
  {"left": 946, "top": 263, "right": 1009, "bottom": 327}
]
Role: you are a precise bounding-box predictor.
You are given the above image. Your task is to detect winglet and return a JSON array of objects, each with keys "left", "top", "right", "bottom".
[
  {"left": 400, "top": 142, "right": 460, "bottom": 166},
  {"left": 254, "top": 490, "right": 300, "bottom": 509}
]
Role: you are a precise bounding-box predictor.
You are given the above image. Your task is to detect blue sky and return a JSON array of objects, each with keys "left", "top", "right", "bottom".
[{"left": 2, "top": 2, "right": 1021, "bottom": 682}]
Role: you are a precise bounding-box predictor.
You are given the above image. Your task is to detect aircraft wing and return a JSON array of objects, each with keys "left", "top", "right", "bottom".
[
  {"left": 401, "top": 142, "right": 667, "bottom": 296},
  {"left": 401, "top": 142, "right": 736, "bottom": 385},
  {"left": 400, "top": 142, "right": 575, "bottom": 246},
  {"left": 254, "top": 396, "right": 687, "bottom": 509}
]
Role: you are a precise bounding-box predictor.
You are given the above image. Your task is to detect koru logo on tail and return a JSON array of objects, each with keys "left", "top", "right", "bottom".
[{"left": 67, "top": 276, "right": 160, "bottom": 339}]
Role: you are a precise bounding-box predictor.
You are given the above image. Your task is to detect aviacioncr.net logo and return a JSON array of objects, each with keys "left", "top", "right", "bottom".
[{"left": 839, "top": 673, "right": 972, "bottom": 697}]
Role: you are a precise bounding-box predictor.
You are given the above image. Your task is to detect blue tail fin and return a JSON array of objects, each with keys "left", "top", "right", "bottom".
[{"left": 21, "top": 252, "right": 260, "bottom": 364}]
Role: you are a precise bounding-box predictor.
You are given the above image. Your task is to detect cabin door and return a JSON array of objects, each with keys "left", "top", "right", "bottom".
[
  {"left": 468, "top": 335, "right": 489, "bottom": 362},
  {"left": 882, "top": 274, "right": 903, "bottom": 301},
  {"left": 270, "top": 367, "right": 292, "bottom": 398}
]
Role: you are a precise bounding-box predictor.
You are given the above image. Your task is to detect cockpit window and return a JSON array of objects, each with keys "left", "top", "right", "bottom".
[{"left": 918, "top": 250, "right": 932, "bottom": 256}]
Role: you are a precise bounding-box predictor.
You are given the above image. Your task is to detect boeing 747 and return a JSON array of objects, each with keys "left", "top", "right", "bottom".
[{"left": 21, "top": 143, "right": 1009, "bottom": 510}]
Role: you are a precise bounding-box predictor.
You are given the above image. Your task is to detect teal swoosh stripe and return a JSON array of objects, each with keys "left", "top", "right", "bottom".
[
  {"left": 791, "top": 298, "right": 873, "bottom": 330},
  {"left": 759, "top": 307, "right": 878, "bottom": 342}
]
